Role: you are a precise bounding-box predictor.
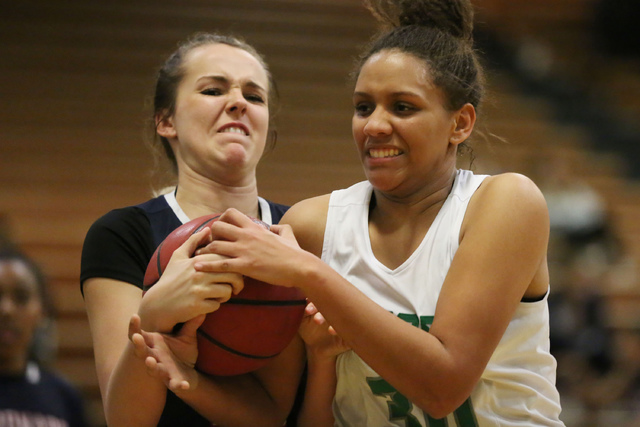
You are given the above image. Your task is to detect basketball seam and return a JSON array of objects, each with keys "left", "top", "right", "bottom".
[
  {"left": 197, "top": 330, "right": 280, "bottom": 359},
  {"left": 226, "top": 298, "right": 307, "bottom": 306}
]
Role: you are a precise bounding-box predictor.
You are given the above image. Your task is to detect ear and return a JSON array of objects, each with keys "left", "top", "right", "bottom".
[
  {"left": 449, "top": 103, "right": 476, "bottom": 146},
  {"left": 155, "top": 111, "right": 177, "bottom": 139}
]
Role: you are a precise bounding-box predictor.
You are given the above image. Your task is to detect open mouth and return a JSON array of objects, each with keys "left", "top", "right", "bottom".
[
  {"left": 369, "top": 148, "right": 401, "bottom": 158},
  {"left": 219, "top": 126, "right": 249, "bottom": 136}
]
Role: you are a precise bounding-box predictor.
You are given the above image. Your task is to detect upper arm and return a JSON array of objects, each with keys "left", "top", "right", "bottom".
[
  {"left": 83, "top": 278, "right": 142, "bottom": 399},
  {"left": 280, "top": 195, "right": 331, "bottom": 257},
  {"left": 430, "top": 173, "right": 550, "bottom": 381}
]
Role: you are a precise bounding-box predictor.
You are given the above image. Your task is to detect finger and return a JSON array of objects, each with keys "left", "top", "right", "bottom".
[
  {"left": 202, "top": 283, "right": 233, "bottom": 303},
  {"left": 145, "top": 356, "right": 159, "bottom": 373},
  {"left": 194, "top": 243, "right": 213, "bottom": 256},
  {"left": 205, "top": 275, "right": 243, "bottom": 297},
  {"left": 180, "top": 314, "right": 206, "bottom": 337},
  {"left": 139, "top": 329, "right": 156, "bottom": 348},
  {"left": 269, "top": 224, "right": 295, "bottom": 240},
  {"left": 220, "top": 273, "right": 244, "bottom": 295},
  {"left": 130, "top": 333, "right": 148, "bottom": 358},
  {"left": 169, "top": 378, "right": 191, "bottom": 391},
  {"left": 305, "top": 302, "right": 319, "bottom": 317},
  {"left": 128, "top": 313, "right": 142, "bottom": 340},
  {"left": 313, "top": 311, "right": 327, "bottom": 325},
  {"left": 175, "top": 227, "right": 212, "bottom": 259},
  {"left": 218, "top": 208, "right": 253, "bottom": 227},
  {"left": 192, "top": 255, "right": 245, "bottom": 293}
]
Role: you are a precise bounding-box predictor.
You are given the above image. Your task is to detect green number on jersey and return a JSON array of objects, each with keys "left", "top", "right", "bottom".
[{"left": 364, "top": 313, "right": 479, "bottom": 426}]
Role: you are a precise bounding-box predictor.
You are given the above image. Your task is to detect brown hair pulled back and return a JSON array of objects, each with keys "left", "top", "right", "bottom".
[
  {"left": 358, "top": 0, "right": 484, "bottom": 112},
  {"left": 151, "top": 32, "right": 279, "bottom": 178}
]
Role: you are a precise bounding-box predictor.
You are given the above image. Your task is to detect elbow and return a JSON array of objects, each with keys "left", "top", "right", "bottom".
[
  {"left": 415, "top": 385, "right": 473, "bottom": 420},
  {"left": 421, "top": 400, "right": 463, "bottom": 420}
]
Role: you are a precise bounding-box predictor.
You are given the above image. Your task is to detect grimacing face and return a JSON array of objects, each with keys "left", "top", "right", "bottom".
[
  {"left": 157, "top": 43, "right": 271, "bottom": 186},
  {"left": 0, "top": 259, "right": 43, "bottom": 369}
]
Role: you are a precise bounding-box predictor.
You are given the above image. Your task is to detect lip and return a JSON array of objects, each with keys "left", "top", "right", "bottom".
[{"left": 218, "top": 122, "right": 250, "bottom": 136}]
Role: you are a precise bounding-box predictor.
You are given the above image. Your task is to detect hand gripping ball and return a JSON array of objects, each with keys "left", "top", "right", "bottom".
[{"left": 143, "top": 214, "right": 306, "bottom": 376}]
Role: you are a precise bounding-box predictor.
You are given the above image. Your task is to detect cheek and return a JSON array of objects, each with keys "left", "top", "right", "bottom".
[
  {"left": 254, "top": 108, "right": 270, "bottom": 139},
  {"left": 351, "top": 118, "right": 366, "bottom": 148},
  {"left": 17, "top": 303, "right": 43, "bottom": 340}
]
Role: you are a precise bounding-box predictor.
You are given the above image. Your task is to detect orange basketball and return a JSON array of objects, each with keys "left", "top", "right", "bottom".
[{"left": 143, "top": 214, "right": 306, "bottom": 376}]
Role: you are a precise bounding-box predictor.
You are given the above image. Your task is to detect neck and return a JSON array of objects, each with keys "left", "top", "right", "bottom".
[
  {"left": 175, "top": 172, "right": 260, "bottom": 220},
  {"left": 371, "top": 168, "right": 457, "bottom": 220}
]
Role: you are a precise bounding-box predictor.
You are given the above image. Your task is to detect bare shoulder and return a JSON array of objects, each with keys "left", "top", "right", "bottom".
[
  {"left": 476, "top": 172, "right": 546, "bottom": 210},
  {"left": 464, "top": 172, "right": 549, "bottom": 234},
  {"left": 280, "top": 194, "right": 331, "bottom": 257}
]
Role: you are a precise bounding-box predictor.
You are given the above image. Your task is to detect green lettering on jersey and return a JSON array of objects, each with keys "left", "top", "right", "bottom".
[
  {"left": 364, "top": 313, "right": 478, "bottom": 426},
  {"left": 367, "top": 377, "right": 423, "bottom": 427}
]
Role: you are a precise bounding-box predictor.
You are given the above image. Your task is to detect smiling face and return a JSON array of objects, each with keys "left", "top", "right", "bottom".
[
  {"left": 157, "top": 43, "right": 270, "bottom": 186},
  {"left": 352, "top": 49, "right": 474, "bottom": 197},
  {"left": 0, "top": 259, "right": 43, "bottom": 373}
]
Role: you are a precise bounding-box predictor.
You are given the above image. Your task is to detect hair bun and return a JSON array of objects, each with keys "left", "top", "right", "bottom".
[{"left": 364, "top": 0, "right": 474, "bottom": 41}]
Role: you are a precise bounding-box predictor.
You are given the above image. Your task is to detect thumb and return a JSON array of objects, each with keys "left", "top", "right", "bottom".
[
  {"left": 128, "top": 313, "right": 142, "bottom": 340},
  {"left": 179, "top": 314, "right": 206, "bottom": 337},
  {"left": 270, "top": 224, "right": 295, "bottom": 240},
  {"left": 176, "top": 227, "right": 212, "bottom": 259}
]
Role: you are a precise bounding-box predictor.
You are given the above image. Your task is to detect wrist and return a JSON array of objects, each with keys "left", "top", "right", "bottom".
[
  {"left": 306, "top": 347, "right": 339, "bottom": 366},
  {"left": 138, "top": 292, "right": 172, "bottom": 333}
]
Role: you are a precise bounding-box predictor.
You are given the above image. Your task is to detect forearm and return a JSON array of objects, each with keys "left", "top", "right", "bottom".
[
  {"left": 297, "top": 353, "right": 337, "bottom": 427},
  {"left": 174, "top": 372, "right": 286, "bottom": 427},
  {"left": 105, "top": 342, "right": 167, "bottom": 427},
  {"left": 300, "top": 263, "right": 474, "bottom": 416}
]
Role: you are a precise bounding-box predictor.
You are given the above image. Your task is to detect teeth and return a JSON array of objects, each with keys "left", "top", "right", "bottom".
[
  {"left": 221, "top": 126, "right": 247, "bottom": 135},
  {"left": 370, "top": 148, "right": 400, "bottom": 158}
]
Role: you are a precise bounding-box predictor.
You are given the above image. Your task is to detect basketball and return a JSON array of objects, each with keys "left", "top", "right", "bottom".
[{"left": 143, "top": 214, "right": 307, "bottom": 376}]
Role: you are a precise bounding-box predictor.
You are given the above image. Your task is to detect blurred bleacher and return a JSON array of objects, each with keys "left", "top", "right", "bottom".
[{"left": 1, "top": 1, "right": 639, "bottom": 426}]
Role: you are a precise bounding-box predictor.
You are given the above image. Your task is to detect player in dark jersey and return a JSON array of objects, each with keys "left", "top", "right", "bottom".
[
  {"left": 80, "top": 33, "right": 305, "bottom": 427},
  {"left": 1, "top": 248, "right": 89, "bottom": 427}
]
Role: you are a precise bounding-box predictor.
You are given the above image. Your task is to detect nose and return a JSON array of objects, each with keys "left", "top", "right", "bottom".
[
  {"left": 226, "top": 88, "right": 247, "bottom": 116},
  {"left": 362, "top": 108, "right": 392, "bottom": 137}
]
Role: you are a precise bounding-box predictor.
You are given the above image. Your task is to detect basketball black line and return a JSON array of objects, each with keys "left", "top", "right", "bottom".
[
  {"left": 149, "top": 216, "right": 219, "bottom": 289},
  {"left": 154, "top": 241, "right": 165, "bottom": 281},
  {"left": 197, "top": 330, "right": 280, "bottom": 360},
  {"left": 193, "top": 215, "right": 220, "bottom": 234},
  {"left": 226, "top": 298, "right": 307, "bottom": 306}
]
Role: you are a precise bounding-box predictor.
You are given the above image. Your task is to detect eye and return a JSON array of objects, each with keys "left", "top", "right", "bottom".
[
  {"left": 245, "top": 93, "right": 265, "bottom": 104},
  {"left": 13, "top": 288, "right": 33, "bottom": 306},
  {"left": 394, "top": 102, "right": 417, "bottom": 115},
  {"left": 354, "top": 102, "right": 373, "bottom": 117},
  {"left": 201, "top": 87, "right": 223, "bottom": 96}
]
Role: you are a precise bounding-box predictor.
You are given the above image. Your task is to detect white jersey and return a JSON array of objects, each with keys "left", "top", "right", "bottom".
[{"left": 322, "top": 169, "right": 563, "bottom": 426}]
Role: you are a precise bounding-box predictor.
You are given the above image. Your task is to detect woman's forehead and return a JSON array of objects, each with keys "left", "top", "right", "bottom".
[
  {"left": 183, "top": 43, "right": 269, "bottom": 88},
  {"left": 0, "top": 260, "right": 38, "bottom": 290}
]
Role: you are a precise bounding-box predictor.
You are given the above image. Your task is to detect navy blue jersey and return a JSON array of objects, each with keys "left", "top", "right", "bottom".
[
  {"left": 80, "top": 194, "right": 289, "bottom": 427},
  {"left": 0, "top": 363, "right": 88, "bottom": 427}
]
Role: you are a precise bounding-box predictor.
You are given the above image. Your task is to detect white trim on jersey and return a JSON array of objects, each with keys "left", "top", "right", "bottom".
[{"left": 163, "top": 191, "right": 273, "bottom": 226}]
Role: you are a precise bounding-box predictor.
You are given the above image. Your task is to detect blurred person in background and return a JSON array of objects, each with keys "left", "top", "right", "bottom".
[{"left": 0, "top": 245, "right": 88, "bottom": 427}]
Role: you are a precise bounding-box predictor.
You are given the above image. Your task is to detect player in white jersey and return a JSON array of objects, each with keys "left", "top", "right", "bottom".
[
  {"left": 324, "top": 171, "right": 562, "bottom": 426},
  {"left": 145, "top": 0, "right": 564, "bottom": 425}
]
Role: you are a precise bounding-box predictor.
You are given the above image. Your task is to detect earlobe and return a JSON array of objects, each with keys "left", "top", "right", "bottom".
[
  {"left": 156, "top": 113, "right": 177, "bottom": 139},
  {"left": 449, "top": 103, "right": 476, "bottom": 145}
]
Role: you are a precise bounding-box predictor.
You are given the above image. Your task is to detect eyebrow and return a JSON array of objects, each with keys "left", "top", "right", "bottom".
[
  {"left": 198, "top": 75, "right": 266, "bottom": 92},
  {"left": 352, "top": 90, "right": 421, "bottom": 98}
]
